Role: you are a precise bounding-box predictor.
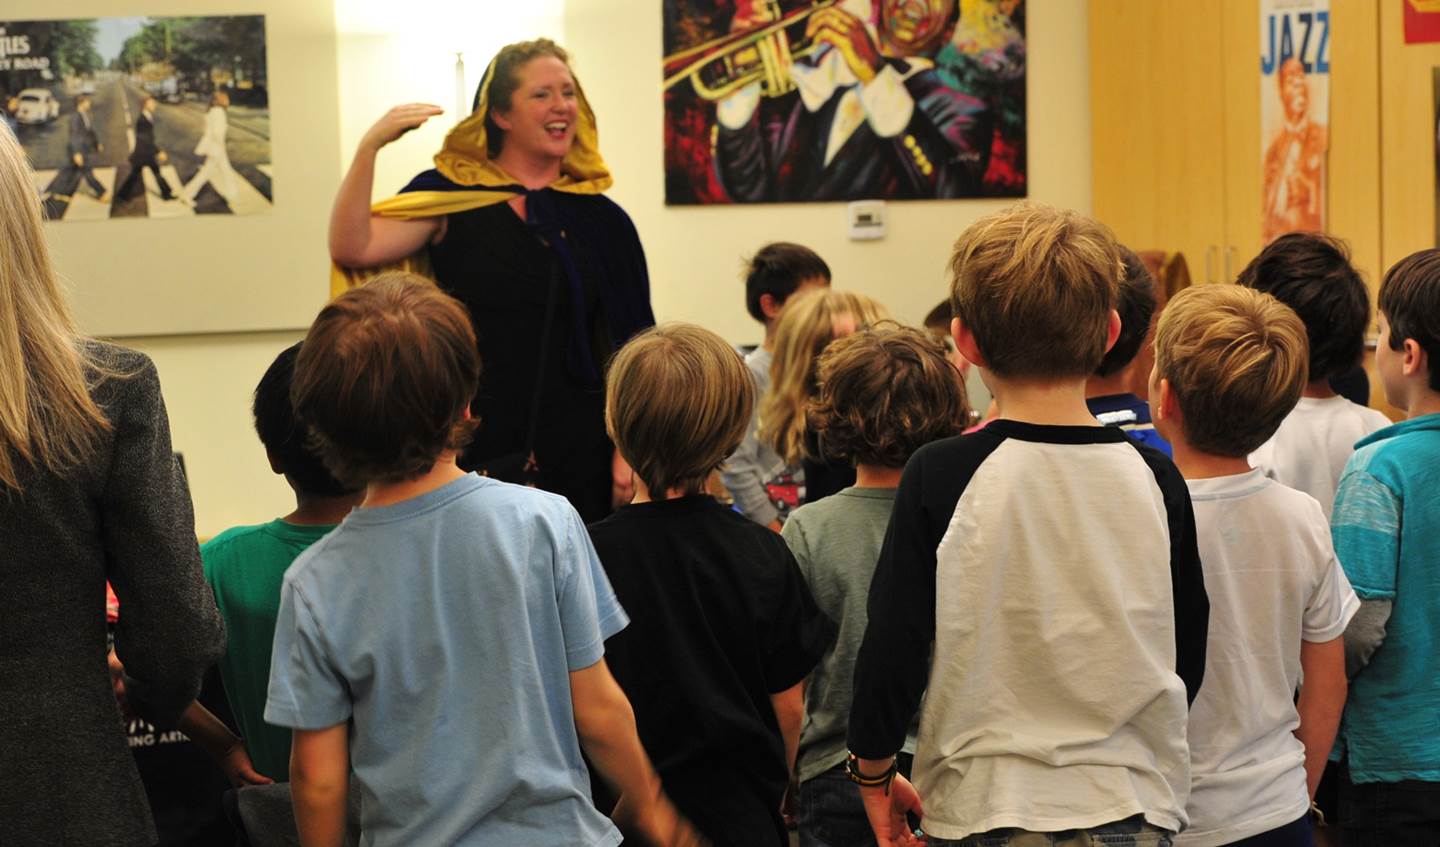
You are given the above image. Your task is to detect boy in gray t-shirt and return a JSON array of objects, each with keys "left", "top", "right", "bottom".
[
  {"left": 781, "top": 325, "right": 968, "bottom": 847},
  {"left": 264, "top": 276, "right": 701, "bottom": 847}
]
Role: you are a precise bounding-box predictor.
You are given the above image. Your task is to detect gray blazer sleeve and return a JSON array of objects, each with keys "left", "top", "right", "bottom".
[{"left": 103, "top": 356, "right": 225, "bottom": 728}]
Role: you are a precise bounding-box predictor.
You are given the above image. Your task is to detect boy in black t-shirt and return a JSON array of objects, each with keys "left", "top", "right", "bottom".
[{"left": 589, "top": 323, "right": 835, "bottom": 847}]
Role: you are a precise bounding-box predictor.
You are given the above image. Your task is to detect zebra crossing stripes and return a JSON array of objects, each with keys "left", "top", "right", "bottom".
[
  {"left": 31, "top": 163, "right": 273, "bottom": 220},
  {"left": 32, "top": 167, "right": 117, "bottom": 222}
]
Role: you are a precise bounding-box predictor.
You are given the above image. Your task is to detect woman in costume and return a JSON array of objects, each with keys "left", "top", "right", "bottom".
[
  {"left": 180, "top": 90, "right": 240, "bottom": 206},
  {"left": 329, "top": 39, "right": 653, "bottom": 521},
  {"left": 0, "top": 121, "right": 225, "bottom": 846}
]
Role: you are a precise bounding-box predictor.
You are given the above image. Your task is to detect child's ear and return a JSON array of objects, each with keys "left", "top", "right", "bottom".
[
  {"left": 266, "top": 449, "right": 284, "bottom": 476},
  {"left": 951, "top": 317, "right": 987, "bottom": 369},
  {"left": 1402, "top": 338, "right": 1428, "bottom": 380},
  {"left": 1103, "top": 309, "right": 1122, "bottom": 354},
  {"left": 759, "top": 293, "right": 781, "bottom": 322},
  {"left": 1154, "top": 377, "right": 1182, "bottom": 426}
]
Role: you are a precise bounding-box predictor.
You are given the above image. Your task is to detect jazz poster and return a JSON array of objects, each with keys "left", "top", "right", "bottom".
[
  {"left": 0, "top": 15, "right": 270, "bottom": 223},
  {"left": 1260, "top": 0, "right": 1330, "bottom": 244},
  {"left": 661, "top": 0, "right": 1027, "bottom": 205}
]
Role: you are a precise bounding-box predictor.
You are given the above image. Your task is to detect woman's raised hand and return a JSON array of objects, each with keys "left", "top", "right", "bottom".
[{"left": 361, "top": 103, "right": 444, "bottom": 153}]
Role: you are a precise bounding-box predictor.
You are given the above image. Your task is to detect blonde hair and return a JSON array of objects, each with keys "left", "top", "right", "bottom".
[
  {"left": 760, "top": 288, "right": 889, "bottom": 465},
  {"left": 0, "top": 123, "right": 111, "bottom": 490},
  {"left": 607, "top": 323, "right": 753, "bottom": 496},
  {"left": 1155, "top": 284, "right": 1308, "bottom": 458},
  {"left": 949, "top": 202, "right": 1122, "bottom": 378}
]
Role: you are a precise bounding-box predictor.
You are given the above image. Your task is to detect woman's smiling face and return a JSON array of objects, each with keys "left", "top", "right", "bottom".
[{"left": 491, "top": 55, "right": 580, "bottom": 162}]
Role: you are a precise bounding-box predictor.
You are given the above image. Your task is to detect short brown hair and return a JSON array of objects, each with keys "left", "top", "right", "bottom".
[
  {"left": 1379, "top": 248, "right": 1440, "bottom": 392},
  {"left": 607, "top": 323, "right": 752, "bottom": 496},
  {"left": 292, "top": 273, "right": 480, "bottom": 487},
  {"left": 809, "top": 324, "right": 970, "bottom": 468},
  {"left": 1155, "top": 285, "right": 1308, "bottom": 458},
  {"left": 949, "top": 203, "right": 1122, "bottom": 378}
]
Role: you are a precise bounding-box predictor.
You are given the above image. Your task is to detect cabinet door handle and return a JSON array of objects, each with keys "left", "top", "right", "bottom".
[
  {"left": 1225, "top": 246, "right": 1237, "bottom": 283},
  {"left": 1206, "top": 245, "right": 1218, "bottom": 284}
]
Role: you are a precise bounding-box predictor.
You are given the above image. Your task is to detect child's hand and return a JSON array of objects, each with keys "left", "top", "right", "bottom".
[
  {"left": 219, "top": 741, "right": 275, "bottom": 788},
  {"left": 859, "top": 772, "right": 925, "bottom": 847},
  {"left": 107, "top": 650, "right": 135, "bottom": 722},
  {"left": 615, "top": 792, "right": 709, "bottom": 847}
]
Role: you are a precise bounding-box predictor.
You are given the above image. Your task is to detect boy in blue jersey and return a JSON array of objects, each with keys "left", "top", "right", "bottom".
[
  {"left": 1086, "top": 246, "right": 1170, "bottom": 455},
  {"left": 1331, "top": 249, "right": 1440, "bottom": 846},
  {"left": 264, "top": 274, "right": 699, "bottom": 847}
]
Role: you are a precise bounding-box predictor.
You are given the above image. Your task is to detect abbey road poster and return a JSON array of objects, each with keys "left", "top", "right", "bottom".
[{"left": 0, "top": 15, "right": 271, "bottom": 221}]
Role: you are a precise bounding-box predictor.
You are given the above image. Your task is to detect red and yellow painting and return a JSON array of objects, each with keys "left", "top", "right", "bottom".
[{"left": 662, "top": 0, "right": 1026, "bottom": 205}]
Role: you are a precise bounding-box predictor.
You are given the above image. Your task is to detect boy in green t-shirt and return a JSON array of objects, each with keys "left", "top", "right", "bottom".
[{"left": 201, "top": 342, "right": 363, "bottom": 781}]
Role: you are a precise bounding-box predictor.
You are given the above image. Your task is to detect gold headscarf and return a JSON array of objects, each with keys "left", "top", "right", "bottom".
[{"left": 329, "top": 56, "right": 613, "bottom": 297}]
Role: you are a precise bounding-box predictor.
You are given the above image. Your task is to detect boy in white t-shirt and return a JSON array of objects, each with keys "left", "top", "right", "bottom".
[
  {"left": 1239, "top": 233, "right": 1392, "bottom": 514},
  {"left": 1151, "top": 285, "right": 1358, "bottom": 847}
]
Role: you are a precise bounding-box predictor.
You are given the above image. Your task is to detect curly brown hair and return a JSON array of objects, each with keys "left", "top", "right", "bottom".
[{"left": 808, "top": 323, "right": 971, "bottom": 469}]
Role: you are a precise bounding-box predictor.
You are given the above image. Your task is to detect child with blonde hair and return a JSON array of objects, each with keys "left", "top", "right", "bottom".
[
  {"left": 784, "top": 324, "right": 969, "bottom": 847},
  {"left": 760, "top": 288, "right": 889, "bottom": 504},
  {"left": 589, "top": 322, "right": 834, "bottom": 846},
  {"left": 1151, "top": 284, "right": 1355, "bottom": 846}
]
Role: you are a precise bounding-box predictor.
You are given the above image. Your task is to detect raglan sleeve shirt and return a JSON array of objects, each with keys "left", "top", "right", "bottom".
[
  {"left": 1139, "top": 447, "right": 1209, "bottom": 705},
  {"left": 847, "top": 444, "right": 941, "bottom": 759},
  {"left": 1330, "top": 467, "right": 1401, "bottom": 671}
]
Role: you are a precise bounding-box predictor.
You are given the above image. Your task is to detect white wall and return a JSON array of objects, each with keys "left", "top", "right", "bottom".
[
  {"left": 564, "top": 0, "right": 1092, "bottom": 342},
  {"left": 125, "top": 331, "right": 305, "bottom": 538},
  {"left": 332, "top": 0, "right": 565, "bottom": 201}
]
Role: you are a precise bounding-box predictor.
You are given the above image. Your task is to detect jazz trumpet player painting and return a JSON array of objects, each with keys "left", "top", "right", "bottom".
[{"left": 661, "top": 0, "right": 1026, "bottom": 205}]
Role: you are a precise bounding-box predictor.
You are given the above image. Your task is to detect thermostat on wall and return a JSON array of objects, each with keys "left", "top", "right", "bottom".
[{"left": 848, "top": 200, "right": 886, "bottom": 241}]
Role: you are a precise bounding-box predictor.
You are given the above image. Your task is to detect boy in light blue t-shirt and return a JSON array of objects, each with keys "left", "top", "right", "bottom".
[
  {"left": 1331, "top": 249, "right": 1440, "bottom": 846},
  {"left": 264, "top": 275, "right": 700, "bottom": 847}
]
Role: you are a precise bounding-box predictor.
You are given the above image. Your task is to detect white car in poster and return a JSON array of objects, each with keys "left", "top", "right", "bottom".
[{"left": 13, "top": 89, "right": 60, "bottom": 124}]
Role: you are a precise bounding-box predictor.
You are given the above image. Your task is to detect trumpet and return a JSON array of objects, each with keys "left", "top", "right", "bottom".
[{"left": 662, "top": 0, "right": 839, "bottom": 101}]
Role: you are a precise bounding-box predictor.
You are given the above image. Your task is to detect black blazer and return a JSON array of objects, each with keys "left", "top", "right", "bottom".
[
  {"left": 130, "top": 112, "right": 159, "bottom": 164},
  {"left": 0, "top": 342, "right": 225, "bottom": 846},
  {"left": 66, "top": 110, "right": 100, "bottom": 157}
]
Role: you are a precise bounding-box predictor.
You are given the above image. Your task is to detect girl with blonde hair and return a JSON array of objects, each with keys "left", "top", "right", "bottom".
[
  {"left": 0, "top": 122, "right": 224, "bottom": 846},
  {"left": 760, "top": 287, "right": 889, "bottom": 504}
]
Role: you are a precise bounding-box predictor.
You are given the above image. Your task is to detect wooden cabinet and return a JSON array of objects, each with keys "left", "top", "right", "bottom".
[{"left": 1091, "top": 0, "right": 1383, "bottom": 290}]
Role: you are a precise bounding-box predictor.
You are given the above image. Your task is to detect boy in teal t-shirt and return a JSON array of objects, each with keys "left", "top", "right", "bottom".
[
  {"left": 1331, "top": 249, "right": 1440, "bottom": 845},
  {"left": 202, "top": 342, "right": 362, "bottom": 781}
]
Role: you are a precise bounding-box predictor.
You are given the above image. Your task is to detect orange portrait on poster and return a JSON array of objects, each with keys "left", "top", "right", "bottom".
[{"left": 1262, "top": 57, "right": 1326, "bottom": 243}]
